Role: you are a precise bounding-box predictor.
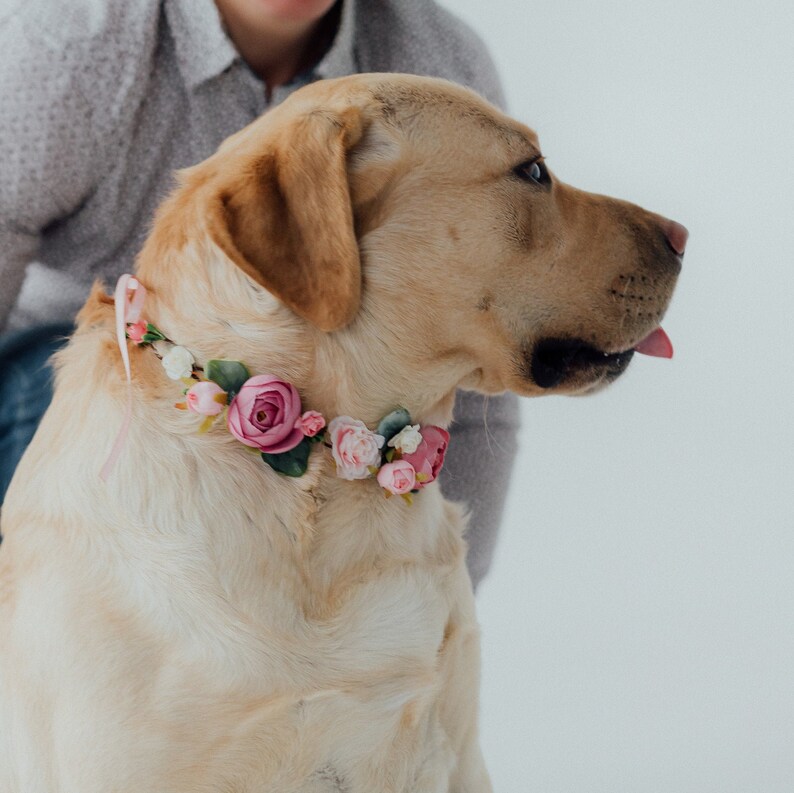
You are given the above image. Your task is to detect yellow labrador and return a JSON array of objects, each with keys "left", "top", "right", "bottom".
[{"left": 0, "top": 74, "right": 683, "bottom": 791}]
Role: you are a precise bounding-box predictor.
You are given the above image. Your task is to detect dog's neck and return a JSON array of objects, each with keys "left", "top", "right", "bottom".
[{"left": 138, "top": 280, "right": 466, "bottom": 432}]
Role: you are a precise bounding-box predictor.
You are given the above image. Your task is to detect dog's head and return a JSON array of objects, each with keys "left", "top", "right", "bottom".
[{"left": 138, "top": 74, "right": 682, "bottom": 418}]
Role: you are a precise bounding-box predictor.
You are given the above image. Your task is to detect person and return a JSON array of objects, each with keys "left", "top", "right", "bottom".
[{"left": 0, "top": 0, "right": 519, "bottom": 588}]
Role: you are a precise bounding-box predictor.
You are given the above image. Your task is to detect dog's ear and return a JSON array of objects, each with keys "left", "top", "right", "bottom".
[{"left": 210, "top": 108, "right": 365, "bottom": 332}]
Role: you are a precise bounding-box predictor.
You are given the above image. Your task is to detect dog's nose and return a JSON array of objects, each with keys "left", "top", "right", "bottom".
[{"left": 663, "top": 219, "right": 689, "bottom": 256}]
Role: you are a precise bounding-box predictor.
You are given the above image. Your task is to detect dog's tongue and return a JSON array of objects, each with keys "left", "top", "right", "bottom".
[{"left": 633, "top": 327, "right": 674, "bottom": 358}]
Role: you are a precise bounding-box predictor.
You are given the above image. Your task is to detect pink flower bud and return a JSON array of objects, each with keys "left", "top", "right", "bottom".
[
  {"left": 377, "top": 460, "right": 417, "bottom": 495},
  {"left": 186, "top": 381, "right": 227, "bottom": 416},
  {"left": 126, "top": 320, "right": 148, "bottom": 344},
  {"left": 296, "top": 410, "right": 326, "bottom": 437}
]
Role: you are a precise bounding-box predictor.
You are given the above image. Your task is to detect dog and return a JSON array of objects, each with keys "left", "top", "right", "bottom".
[{"left": 0, "top": 73, "right": 683, "bottom": 791}]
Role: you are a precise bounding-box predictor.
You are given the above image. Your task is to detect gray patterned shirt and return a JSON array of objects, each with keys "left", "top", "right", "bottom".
[{"left": 0, "top": 0, "right": 518, "bottom": 586}]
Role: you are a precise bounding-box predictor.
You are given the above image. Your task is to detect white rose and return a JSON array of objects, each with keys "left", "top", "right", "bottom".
[
  {"left": 387, "top": 424, "right": 422, "bottom": 454},
  {"left": 161, "top": 345, "right": 195, "bottom": 380}
]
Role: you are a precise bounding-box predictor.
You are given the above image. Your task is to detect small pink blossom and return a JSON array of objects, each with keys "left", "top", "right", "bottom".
[
  {"left": 328, "top": 416, "right": 385, "bottom": 480},
  {"left": 126, "top": 320, "right": 147, "bottom": 344},
  {"left": 400, "top": 426, "right": 450, "bottom": 488},
  {"left": 377, "top": 460, "right": 417, "bottom": 495},
  {"left": 227, "top": 374, "right": 304, "bottom": 454},
  {"left": 296, "top": 410, "right": 326, "bottom": 437},
  {"left": 186, "top": 381, "right": 227, "bottom": 416}
]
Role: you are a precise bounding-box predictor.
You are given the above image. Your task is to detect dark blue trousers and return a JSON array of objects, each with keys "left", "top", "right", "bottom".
[{"left": 0, "top": 324, "right": 73, "bottom": 507}]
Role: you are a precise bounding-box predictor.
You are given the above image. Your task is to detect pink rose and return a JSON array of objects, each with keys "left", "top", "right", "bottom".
[
  {"left": 328, "top": 416, "right": 385, "bottom": 480},
  {"left": 227, "top": 374, "right": 304, "bottom": 454},
  {"left": 296, "top": 410, "right": 326, "bottom": 437},
  {"left": 400, "top": 426, "right": 450, "bottom": 488},
  {"left": 377, "top": 460, "right": 417, "bottom": 495},
  {"left": 126, "top": 320, "right": 147, "bottom": 344},
  {"left": 186, "top": 381, "right": 227, "bottom": 416}
]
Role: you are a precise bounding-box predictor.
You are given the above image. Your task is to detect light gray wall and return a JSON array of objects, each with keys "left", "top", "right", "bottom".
[{"left": 437, "top": 1, "right": 794, "bottom": 790}]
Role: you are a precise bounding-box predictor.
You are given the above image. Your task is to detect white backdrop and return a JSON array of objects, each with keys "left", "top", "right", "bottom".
[{"left": 437, "top": 1, "right": 794, "bottom": 790}]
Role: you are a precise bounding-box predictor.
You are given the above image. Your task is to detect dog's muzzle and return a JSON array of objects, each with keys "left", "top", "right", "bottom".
[{"left": 530, "top": 338, "right": 635, "bottom": 389}]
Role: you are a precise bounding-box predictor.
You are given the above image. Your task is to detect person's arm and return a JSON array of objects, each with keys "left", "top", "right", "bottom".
[
  {"left": 0, "top": 3, "right": 106, "bottom": 331},
  {"left": 441, "top": 391, "right": 520, "bottom": 589}
]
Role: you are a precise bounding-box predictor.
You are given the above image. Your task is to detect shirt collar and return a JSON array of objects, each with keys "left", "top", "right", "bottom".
[
  {"left": 165, "top": 0, "right": 238, "bottom": 90},
  {"left": 165, "top": 0, "right": 358, "bottom": 92}
]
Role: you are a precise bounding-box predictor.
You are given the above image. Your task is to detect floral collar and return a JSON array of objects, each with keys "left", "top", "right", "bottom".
[{"left": 105, "top": 275, "right": 448, "bottom": 503}]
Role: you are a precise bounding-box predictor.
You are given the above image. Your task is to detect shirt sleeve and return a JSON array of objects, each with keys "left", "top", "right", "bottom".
[
  {"left": 0, "top": 3, "right": 104, "bottom": 331},
  {"left": 427, "top": 2, "right": 507, "bottom": 111},
  {"left": 439, "top": 391, "right": 520, "bottom": 590}
]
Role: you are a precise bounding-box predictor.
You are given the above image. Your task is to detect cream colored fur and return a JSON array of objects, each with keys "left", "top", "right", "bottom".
[{"left": 0, "top": 74, "right": 680, "bottom": 791}]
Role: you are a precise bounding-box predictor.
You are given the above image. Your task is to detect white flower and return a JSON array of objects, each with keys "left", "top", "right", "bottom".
[
  {"left": 387, "top": 424, "right": 422, "bottom": 454},
  {"left": 161, "top": 345, "right": 195, "bottom": 380}
]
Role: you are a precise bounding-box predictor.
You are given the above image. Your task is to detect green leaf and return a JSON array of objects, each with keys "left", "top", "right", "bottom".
[
  {"left": 261, "top": 437, "right": 312, "bottom": 478},
  {"left": 145, "top": 323, "right": 166, "bottom": 341},
  {"left": 376, "top": 407, "right": 411, "bottom": 444},
  {"left": 206, "top": 359, "right": 250, "bottom": 397}
]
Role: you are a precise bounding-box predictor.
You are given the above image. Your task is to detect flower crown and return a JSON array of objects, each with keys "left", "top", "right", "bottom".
[{"left": 125, "top": 319, "right": 448, "bottom": 504}]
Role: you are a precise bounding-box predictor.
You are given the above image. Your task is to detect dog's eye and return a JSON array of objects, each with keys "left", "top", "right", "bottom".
[{"left": 514, "top": 158, "right": 550, "bottom": 187}]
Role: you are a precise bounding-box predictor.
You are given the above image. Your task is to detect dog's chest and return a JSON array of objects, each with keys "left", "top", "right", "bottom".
[
  {"left": 16, "top": 477, "right": 464, "bottom": 790},
  {"left": 226, "top": 558, "right": 451, "bottom": 692},
  {"left": 143, "top": 566, "right": 454, "bottom": 791},
  {"left": 209, "top": 484, "right": 457, "bottom": 688},
  {"left": 183, "top": 505, "right": 458, "bottom": 787}
]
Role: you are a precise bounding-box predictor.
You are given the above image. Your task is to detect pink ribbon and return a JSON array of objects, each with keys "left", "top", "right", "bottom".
[{"left": 99, "top": 274, "right": 147, "bottom": 481}]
